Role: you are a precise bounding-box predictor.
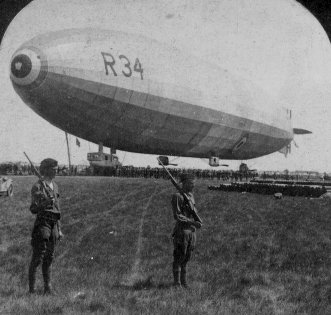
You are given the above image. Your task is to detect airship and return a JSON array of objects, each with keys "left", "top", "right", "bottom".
[{"left": 8, "top": 0, "right": 311, "bottom": 165}]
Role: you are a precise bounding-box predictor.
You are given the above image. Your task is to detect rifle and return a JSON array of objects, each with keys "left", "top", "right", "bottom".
[
  {"left": 157, "top": 158, "right": 202, "bottom": 225},
  {"left": 23, "top": 152, "right": 54, "bottom": 200}
]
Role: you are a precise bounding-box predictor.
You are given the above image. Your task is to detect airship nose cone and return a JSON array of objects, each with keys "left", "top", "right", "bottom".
[
  {"left": 11, "top": 54, "right": 32, "bottom": 78},
  {"left": 10, "top": 47, "right": 47, "bottom": 89}
]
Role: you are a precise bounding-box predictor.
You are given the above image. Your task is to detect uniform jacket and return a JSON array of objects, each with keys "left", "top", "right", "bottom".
[
  {"left": 171, "top": 192, "right": 197, "bottom": 234},
  {"left": 30, "top": 180, "right": 61, "bottom": 220}
]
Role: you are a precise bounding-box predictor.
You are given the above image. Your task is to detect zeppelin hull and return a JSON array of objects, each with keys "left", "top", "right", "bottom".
[
  {"left": 14, "top": 73, "right": 292, "bottom": 159},
  {"left": 10, "top": 29, "right": 293, "bottom": 159}
]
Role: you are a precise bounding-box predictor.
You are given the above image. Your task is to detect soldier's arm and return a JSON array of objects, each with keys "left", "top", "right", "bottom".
[
  {"left": 54, "top": 183, "right": 64, "bottom": 239},
  {"left": 57, "top": 204, "right": 64, "bottom": 238},
  {"left": 57, "top": 220, "right": 64, "bottom": 239},
  {"left": 184, "top": 194, "right": 202, "bottom": 229}
]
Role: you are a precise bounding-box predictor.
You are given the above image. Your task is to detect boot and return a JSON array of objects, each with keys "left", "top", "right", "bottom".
[
  {"left": 28, "top": 264, "right": 37, "bottom": 294},
  {"left": 44, "top": 282, "right": 52, "bottom": 295},
  {"left": 42, "top": 262, "right": 52, "bottom": 295},
  {"left": 173, "top": 269, "right": 181, "bottom": 287},
  {"left": 180, "top": 268, "right": 188, "bottom": 288}
]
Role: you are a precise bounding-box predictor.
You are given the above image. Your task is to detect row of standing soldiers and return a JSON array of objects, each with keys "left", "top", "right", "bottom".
[
  {"left": 93, "top": 165, "right": 257, "bottom": 181},
  {"left": 28, "top": 159, "right": 201, "bottom": 294}
]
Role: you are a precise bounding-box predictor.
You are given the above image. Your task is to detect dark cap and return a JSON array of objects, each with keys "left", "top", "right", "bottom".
[
  {"left": 40, "top": 158, "right": 58, "bottom": 170},
  {"left": 179, "top": 172, "right": 195, "bottom": 183}
]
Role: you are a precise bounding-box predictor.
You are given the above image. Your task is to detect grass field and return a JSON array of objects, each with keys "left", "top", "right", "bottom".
[{"left": 0, "top": 176, "right": 330, "bottom": 314}]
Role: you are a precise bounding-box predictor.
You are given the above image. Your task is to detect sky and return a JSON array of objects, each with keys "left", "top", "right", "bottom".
[{"left": 0, "top": 0, "right": 330, "bottom": 172}]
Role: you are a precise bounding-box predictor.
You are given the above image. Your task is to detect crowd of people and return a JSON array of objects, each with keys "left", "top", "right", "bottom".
[
  {"left": 208, "top": 182, "right": 327, "bottom": 198},
  {"left": 92, "top": 165, "right": 258, "bottom": 181},
  {"left": 1, "top": 163, "right": 330, "bottom": 188},
  {"left": 0, "top": 162, "right": 259, "bottom": 181}
]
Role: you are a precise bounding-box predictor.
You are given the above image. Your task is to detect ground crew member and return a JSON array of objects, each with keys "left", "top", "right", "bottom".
[
  {"left": 171, "top": 173, "right": 201, "bottom": 288},
  {"left": 28, "top": 158, "right": 63, "bottom": 294}
]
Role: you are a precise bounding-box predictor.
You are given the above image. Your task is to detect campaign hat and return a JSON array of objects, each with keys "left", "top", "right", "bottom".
[
  {"left": 179, "top": 172, "right": 195, "bottom": 183},
  {"left": 40, "top": 158, "right": 58, "bottom": 174}
]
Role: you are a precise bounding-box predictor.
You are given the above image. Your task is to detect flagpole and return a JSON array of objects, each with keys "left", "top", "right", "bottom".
[{"left": 65, "top": 132, "right": 71, "bottom": 175}]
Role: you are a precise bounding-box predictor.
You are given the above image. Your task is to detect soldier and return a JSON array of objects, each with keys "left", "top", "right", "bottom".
[
  {"left": 28, "top": 158, "right": 63, "bottom": 294},
  {"left": 171, "top": 173, "right": 202, "bottom": 288}
]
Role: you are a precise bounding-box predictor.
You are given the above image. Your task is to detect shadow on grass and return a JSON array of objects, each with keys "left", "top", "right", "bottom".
[
  {"left": 113, "top": 276, "right": 174, "bottom": 291},
  {"left": 0, "top": 288, "right": 16, "bottom": 297},
  {"left": 88, "top": 301, "right": 106, "bottom": 312}
]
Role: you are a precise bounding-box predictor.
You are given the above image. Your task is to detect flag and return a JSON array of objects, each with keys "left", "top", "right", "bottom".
[{"left": 76, "top": 138, "right": 80, "bottom": 147}]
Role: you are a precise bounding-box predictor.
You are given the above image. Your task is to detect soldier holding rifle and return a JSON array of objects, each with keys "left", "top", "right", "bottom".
[
  {"left": 158, "top": 159, "right": 202, "bottom": 288},
  {"left": 25, "top": 154, "right": 63, "bottom": 295},
  {"left": 171, "top": 172, "right": 202, "bottom": 288}
]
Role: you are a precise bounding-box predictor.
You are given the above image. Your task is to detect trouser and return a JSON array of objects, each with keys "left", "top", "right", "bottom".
[
  {"left": 29, "top": 219, "right": 58, "bottom": 293},
  {"left": 172, "top": 229, "right": 196, "bottom": 285}
]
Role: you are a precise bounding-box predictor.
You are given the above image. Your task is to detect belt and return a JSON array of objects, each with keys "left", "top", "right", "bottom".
[
  {"left": 37, "top": 211, "right": 60, "bottom": 221},
  {"left": 176, "top": 222, "right": 196, "bottom": 232}
]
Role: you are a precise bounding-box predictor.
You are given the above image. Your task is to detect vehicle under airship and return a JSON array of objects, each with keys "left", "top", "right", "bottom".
[{"left": 8, "top": 0, "right": 311, "bottom": 163}]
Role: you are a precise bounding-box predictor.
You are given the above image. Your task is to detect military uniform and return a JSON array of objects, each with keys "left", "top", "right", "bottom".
[
  {"left": 28, "top": 159, "right": 62, "bottom": 294},
  {"left": 171, "top": 174, "right": 201, "bottom": 288}
]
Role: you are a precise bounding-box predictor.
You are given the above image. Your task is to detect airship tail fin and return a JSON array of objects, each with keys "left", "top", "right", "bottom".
[{"left": 293, "top": 128, "right": 312, "bottom": 135}]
